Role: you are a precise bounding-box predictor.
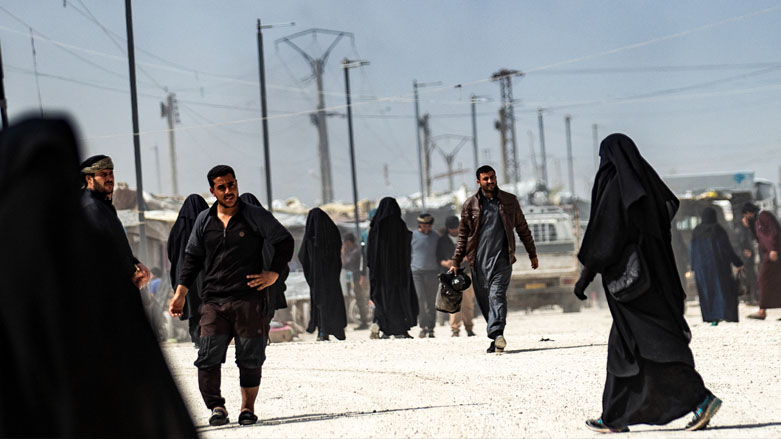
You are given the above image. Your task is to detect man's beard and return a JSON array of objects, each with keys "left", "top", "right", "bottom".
[
  {"left": 217, "top": 196, "right": 237, "bottom": 209},
  {"left": 480, "top": 183, "right": 497, "bottom": 195},
  {"left": 93, "top": 182, "right": 113, "bottom": 199}
]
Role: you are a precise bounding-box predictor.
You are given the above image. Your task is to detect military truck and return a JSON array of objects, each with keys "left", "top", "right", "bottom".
[{"left": 508, "top": 205, "right": 582, "bottom": 313}]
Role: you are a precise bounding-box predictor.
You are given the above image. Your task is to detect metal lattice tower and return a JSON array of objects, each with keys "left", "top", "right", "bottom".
[
  {"left": 276, "top": 28, "right": 353, "bottom": 204},
  {"left": 492, "top": 69, "right": 522, "bottom": 185}
]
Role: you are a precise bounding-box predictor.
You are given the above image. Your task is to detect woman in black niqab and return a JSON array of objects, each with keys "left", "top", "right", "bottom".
[
  {"left": 574, "top": 134, "right": 720, "bottom": 433},
  {"left": 168, "top": 193, "right": 208, "bottom": 346},
  {"left": 298, "top": 208, "right": 347, "bottom": 340},
  {"left": 690, "top": 207, "right": 743, "bottom": 323},
  {"left": 0, "top": 117, "right": 195, "bottom": 437},
  {"left": 240, "top": 192, "right": 290, "bottom": 319},
  {"left": 366, "top": 197, "right": 419, "bottom": 337}
]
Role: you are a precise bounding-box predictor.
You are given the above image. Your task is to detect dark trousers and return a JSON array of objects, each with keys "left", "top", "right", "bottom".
[
  {"left": 412, "top": 270, "right": 439, "bottom": 331},
  {"left": 195, "top": 293, "right": 269, "bottom": 409},
  {"left": 188, "top": 315, "right": 201, "bottom": 347},
  {"left": 473, "top": 266, "right": 511, "bottom": 339}
]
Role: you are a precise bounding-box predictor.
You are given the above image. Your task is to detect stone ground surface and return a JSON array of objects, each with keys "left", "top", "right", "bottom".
[{"left": 162, "top": 303, "right": 781, "bottom": 438}]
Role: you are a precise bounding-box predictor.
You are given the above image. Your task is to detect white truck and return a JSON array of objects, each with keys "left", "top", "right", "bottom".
[{"left": 509, "top": 205, "right": 583, "bottom": 313}]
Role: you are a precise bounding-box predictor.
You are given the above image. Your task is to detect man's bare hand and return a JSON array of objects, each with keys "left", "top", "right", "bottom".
[
  {"left": 448, "top": 263, "right": 459, "bottom": 275},
  {"left": 530, "top": 257, "right": 539, "bottom": 270},
  {"left": 744, "top": 249, "right": 752, "bottom": 258},
  {"left": 169, "top": 290, "right": 186, "bottom": 317},
  {"left": 770, "top": 251, "right": 778, "bottom": 262},
  {"left": 247, "top": 271, "right": 280, "bottom": 290},
  {"left": 132, "top": 263, "right": 151, "bottom": 289}
]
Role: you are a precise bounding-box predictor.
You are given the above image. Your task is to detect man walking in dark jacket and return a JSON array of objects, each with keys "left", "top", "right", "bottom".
[
  {"left": 450, "top": 165, "right": 538, "bottom": 353},
  {"left": 169, "top": 165, "right": 294, "bottom": 426},
  {"left": 80, "top": 155, "right": 150, "bottom": 289}
]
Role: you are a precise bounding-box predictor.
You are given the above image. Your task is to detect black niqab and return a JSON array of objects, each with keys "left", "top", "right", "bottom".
[
  {"left": 240, "top": 192, "right": 289, "bottom": 317},
  {"left": 168, "top": 194, "right": 209, "bottom": 323},
  {"left": 577, "top": 133, "right": 708, "bottom": 429},
  {"left": 0, "top": 118, "right": 195, "bottom": 437},
  {"left": 579, "top": 133, "right": 692, "bottom": 374},
  {"left": 367, "top": 197, "right": 419, "bottom": 335},
  {"left": 298, "top": 208, "right": 347, "bottom": 339}
]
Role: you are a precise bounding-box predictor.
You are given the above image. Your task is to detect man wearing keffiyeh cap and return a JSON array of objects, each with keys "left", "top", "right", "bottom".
[{"left": 79, "top": 154, "right": 151, "bottom": 289}]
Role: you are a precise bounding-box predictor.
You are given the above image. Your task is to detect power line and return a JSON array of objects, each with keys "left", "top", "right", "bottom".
[{"left": 28, "top": 27, "right": 43, "bottom": 115}]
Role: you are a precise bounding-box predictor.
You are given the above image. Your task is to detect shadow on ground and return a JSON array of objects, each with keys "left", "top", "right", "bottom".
[
  {"left": 501, "top": 343, "right": 607, "bottom": 355},
  {"left": 197, "top": 403, "right": 486, "bottom": 432}
]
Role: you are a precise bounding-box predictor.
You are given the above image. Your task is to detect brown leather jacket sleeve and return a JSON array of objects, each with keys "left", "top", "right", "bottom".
[
  {"left": 514, "top": 201, "right": 537, "bottom": 259},
  {"left": 452, "top": 203, "right": 470, "bottom": 266}
]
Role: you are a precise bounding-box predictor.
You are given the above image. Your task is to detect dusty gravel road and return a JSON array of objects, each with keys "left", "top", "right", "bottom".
[{"left": 163, "top": 303, "right": 781, "bottom": 438}]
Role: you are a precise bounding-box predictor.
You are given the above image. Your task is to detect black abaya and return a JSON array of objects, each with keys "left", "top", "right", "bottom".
[
  {"left": 577, "top": 133, "right": 710, "bottom": 428},
  {"left": 298, "top": 208, "right": 347, "bottom": 340},
  {"left": 0, "top": 118, "right": 195, "bottom": 437},
  {"left": 366, "top": 197, "right": 419, "bottom": 335},
  {"left": 168, "top": 194, "right": 209, "bottom": 344},
  {"left": 240, "top": 192, "right": 290, "bottom": 319}
]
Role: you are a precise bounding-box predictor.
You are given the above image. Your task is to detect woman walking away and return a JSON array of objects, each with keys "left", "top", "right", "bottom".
[
  {"left": 573, "top": 133, "right": 721, "bottom": 433},
  {"left": 299, "top": 208, "right": 347, "bottom": 341},
  {"left": 168, "top": 194, "right": 209, "bottom": 347},
  {"left": 366, "top": 197, "right": 419, "bottom": 339},
  {"left": 690, "top": 207, "right": 744, "bottom": 325}
]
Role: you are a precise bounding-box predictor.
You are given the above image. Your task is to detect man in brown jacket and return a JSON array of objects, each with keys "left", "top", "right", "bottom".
[{"left": 450, "top": 165, "right": 538, "bottom": 353}]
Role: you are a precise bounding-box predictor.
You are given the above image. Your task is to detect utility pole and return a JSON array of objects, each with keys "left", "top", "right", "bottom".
[
  {"left": 342, "top": 58, "right": 369, "bottom": 246},
  {"left": 123, "top": 0, "right": 147, "bottom": 263},
  {"left": 152, "top": 144, "right": 162, "bottom": 194},
  {"left": 470, "top": 94, "right": 479, "bottom": 170},
  {"left": 420, "top": 113, "right": 434, "bottom": 197},
  {"left": 492, "top": 69, "right": 523, "bottom": 186},
  {"left": 414, "top": 80, "right": 424, "bottom": 206},
  {"left": 0, "top": 42, "right": 7, "bottom": 129},
  {"left": 537, "top": 108, "right": 548, "bottom": 186},
  {"left": 257, "top": 20, "right": 294, "bottom": 211},
  {"left": 494, "top": 109, "right": 508, "bottom": 184},
  {"left": 592, "top": 123, "right": 599, "bottom": 174},
  {"left": 160, "top": 92, "right": 179, "bottom": 195},
  {"left": 565, "top": 115, "right": 575, "bottom": 196},
  {"left": 276, "top": 28, "right": 352, "bottom": 204},
  {"left": 433, "top": 134, "right": 471, "bottom": 192},
  {"left": 527, "top": 130, "right": 539, "bottom": 181},
  {"left": 412, "top": 80, "right": 441, "bottom": 207}
]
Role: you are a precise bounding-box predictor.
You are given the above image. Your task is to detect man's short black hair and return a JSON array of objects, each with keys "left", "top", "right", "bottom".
[
  {"left": 445, "top": 215, "right": 460, "bottom": 230},
  {"left": 742, "top": 202, "right": 760, "bottom": 215},
  {"left": 207, "top": 165, "right": 236, "bottom": 187},
  {"left": 476, "top": 165, "right": 496, "bottom": 180}
]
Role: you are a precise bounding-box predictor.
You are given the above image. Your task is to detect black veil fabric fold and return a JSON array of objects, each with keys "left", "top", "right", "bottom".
[
  {"left": 0, "top": 117, "right": 195, "bottom": 437},
  {"left": 577, "top": 133, "right": 708, "bottom": 429},
  {"left": 578, "top": 134, "right": 693, "bottom": 376},
  {"left": 168, "top": 194, "right": 209, "bottom": 321},
  {"left": 298, "top": 208, "right": 347, "bottom": 339},
  {"left": 366, "top": 197, "right": 419, "bottom": 335},
  {"left": 239, "top": 193, "right": 289, "bottom": 318}
]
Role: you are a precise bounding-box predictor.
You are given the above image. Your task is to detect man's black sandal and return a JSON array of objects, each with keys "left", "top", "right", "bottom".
[
  {"left": 238, "top": 410, "right": 258, "bottom": 425},
  {"left": 209, "top": 408, "right": 229, "bottom": 426}
]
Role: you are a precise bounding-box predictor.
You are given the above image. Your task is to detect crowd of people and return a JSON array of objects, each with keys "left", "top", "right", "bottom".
[{"left": 7, "top": 116, "right": 779, "bottom": 435}]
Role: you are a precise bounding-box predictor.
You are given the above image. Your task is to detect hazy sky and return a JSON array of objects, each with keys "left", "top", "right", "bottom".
[{"left": 3, "top": 1, "right": 781, "bottom": 205}]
